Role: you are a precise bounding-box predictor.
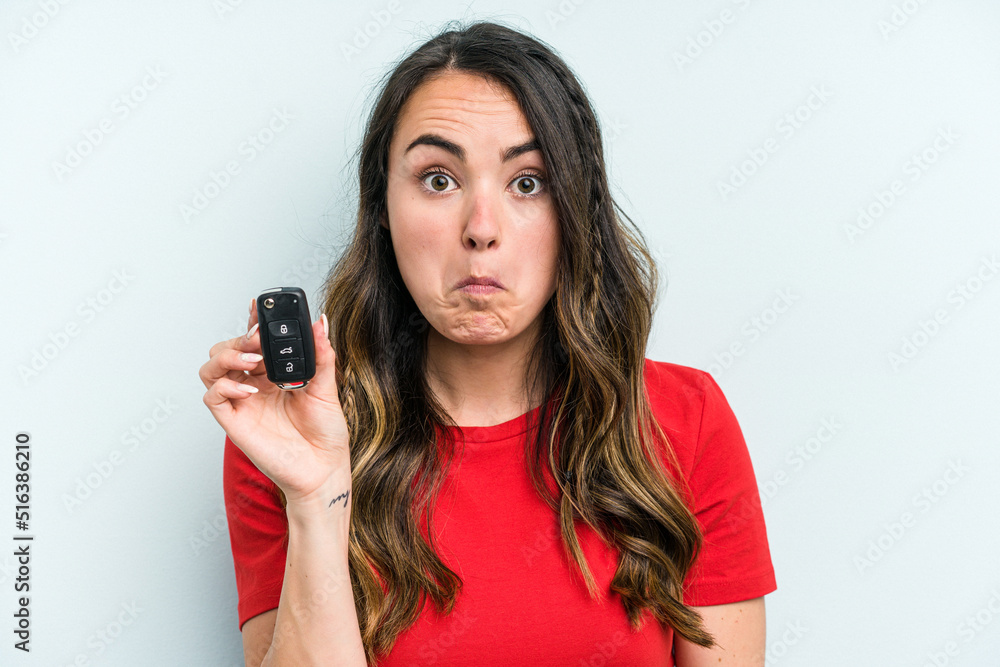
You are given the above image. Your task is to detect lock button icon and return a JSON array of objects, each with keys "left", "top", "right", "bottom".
[{"left": 268, "top": 320, "right": 300, "bottom": 339}]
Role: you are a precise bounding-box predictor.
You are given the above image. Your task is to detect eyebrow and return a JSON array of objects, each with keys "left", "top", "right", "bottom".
[{"left": 403, "top": 133, "right": 541, "bottom": 163}]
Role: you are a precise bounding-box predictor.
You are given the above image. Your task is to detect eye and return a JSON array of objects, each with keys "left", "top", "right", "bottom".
[
  {"left": 511, "top": 171, "right": 546, "bottom": 198},
  {"left": 515, "top": 177, "right": 536, "bottom": 194},
  {"left": 416, "top": 167, "right": 547, "bottom": 198},
  {"left": 418, "top": 169, "right": 456, "bottom": 194}
]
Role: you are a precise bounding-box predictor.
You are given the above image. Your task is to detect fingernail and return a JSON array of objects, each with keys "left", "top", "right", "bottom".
[
  {"left": 240, "top": 352, "right": 263, "bottom": 363},
  {"left": 237, "top": 383, "right": 258, "bottom": 393},
  {"left": 321, "top": 312, "right": 329, "bottom": 338},
  {"left": 245, "top": 322, "right": 259, "bottom": 340}
]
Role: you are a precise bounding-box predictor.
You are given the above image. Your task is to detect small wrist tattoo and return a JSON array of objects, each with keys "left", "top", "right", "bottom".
[{"left": 329, "top": 489, "right": 349, "bottom": 508}]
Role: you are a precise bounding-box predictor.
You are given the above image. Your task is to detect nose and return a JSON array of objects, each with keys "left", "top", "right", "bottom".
[{"left": 462, "top": 181, "right": 500, "bottom": 249}]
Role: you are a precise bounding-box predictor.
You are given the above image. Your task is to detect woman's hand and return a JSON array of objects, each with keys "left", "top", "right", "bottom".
[{"left": 200, "top": 299, "right": 351, "bottom": 505}]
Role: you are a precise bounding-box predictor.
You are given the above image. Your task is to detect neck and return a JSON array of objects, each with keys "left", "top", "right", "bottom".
[{"left": 424, "top": 321, "right": 545, "bottom": 427}]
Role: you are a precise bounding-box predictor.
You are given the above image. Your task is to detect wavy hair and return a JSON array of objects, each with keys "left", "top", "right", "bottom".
[{"left": 278, "top": 19, "right": 714, "bottom": 663}]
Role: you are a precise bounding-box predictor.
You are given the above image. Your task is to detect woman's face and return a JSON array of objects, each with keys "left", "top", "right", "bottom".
[{"left": 384, "top": 70, "right": 560, "bottom": 349}]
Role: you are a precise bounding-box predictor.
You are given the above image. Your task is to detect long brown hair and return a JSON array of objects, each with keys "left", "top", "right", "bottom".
[{"left": 284, "top": 19, "right": 713, "bottom": 663}]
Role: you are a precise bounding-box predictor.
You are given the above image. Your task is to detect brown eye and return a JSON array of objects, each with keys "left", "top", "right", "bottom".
[
  {"left": 426, "top": 174, "right": 450, "bottom": 192},
  {"left": 516, "top": 176, "right": 539, "bottom": 194}
]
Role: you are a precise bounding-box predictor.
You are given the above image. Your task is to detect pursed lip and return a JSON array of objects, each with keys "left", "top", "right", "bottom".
[{"left": 456, "top": 275, "right": 504, "bottom": 289}]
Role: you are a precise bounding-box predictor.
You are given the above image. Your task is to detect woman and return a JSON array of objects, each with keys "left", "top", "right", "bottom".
[{"left": 201, "top": 20, "right": 775, "bottom": 666}]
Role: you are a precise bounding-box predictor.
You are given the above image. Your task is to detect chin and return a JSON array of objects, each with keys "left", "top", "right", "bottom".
[
  {"left": 452, "top": 329, "right": 507, "bottom": 344},
  {"left": 447, "top": 319, "right": 510, "bottom": 343}
]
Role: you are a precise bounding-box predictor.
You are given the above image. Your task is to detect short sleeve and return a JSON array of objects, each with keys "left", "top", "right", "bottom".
[
  {"left": 223, "top": 434, "right": 289, "bottom": 629},
  {"left": 679, "top": 372, "right": 776, "bottom": 606}
]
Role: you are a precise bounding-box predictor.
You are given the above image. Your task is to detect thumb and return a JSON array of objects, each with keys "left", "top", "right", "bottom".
[{"left": 305, "top": 313, "right": 340, "bottom": 402}]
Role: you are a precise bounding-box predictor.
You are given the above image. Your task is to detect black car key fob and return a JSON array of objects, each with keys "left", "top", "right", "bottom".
[{"left": 256, "top": 287, "right": 316, "bottom": 390}]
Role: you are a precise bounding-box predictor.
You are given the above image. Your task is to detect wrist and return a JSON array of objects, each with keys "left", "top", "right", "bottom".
[{"left": 284, "top": 469, "right": 354, "bottom": 522}]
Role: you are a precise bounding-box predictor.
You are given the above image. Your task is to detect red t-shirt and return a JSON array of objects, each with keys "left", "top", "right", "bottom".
[{"left": 223, "top": 359, "right": 776, "bottom": 665}]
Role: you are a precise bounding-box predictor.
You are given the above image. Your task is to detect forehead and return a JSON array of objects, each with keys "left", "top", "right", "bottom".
[{"left": 391, "top": 71, "right": 534, "bottom": 153}]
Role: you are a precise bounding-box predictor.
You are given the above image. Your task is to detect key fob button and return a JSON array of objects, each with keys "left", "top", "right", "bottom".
[
  {"left": 270, "top": 338, "right": 303, "bottom": 360},
  {"left": 268, "top": 320, "right": 300, "bottom": 339},
  {"left": 274, "top": 357, "right": 304, "bottom": 379}
]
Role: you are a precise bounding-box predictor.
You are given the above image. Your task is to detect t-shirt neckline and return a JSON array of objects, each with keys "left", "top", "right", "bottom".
[{"left": 441, "top": 391, "right": 557, "bottom": 444}]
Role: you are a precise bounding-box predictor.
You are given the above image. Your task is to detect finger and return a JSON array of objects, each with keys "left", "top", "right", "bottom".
[
  {"left": 248, "top": 297, "right": 259, "bottom": 331},
  {"left": 200, "top": 347, "right": 266, "bottom": 390},
  {"left": 237, "top": 311, "right": 265, "bottom": 376},
  {"left": 245, "top": 362, "right": 268, "bottom": 377},
  {"left": 203, "top": 376, "right": 260, "bottom": 420},
  {"left": 208, "top": 322, "right": 260, "bottom": 361},
  {"left": 203, "top": 379, "right": 259, "bottom": 429},
  {"left": 201, "top": 357, "right": 255, "bottom": 390}
]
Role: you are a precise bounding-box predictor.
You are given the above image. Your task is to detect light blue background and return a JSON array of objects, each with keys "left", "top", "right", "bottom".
[{"left": 2, "top": 1, "right": 999, "bottom": 665}]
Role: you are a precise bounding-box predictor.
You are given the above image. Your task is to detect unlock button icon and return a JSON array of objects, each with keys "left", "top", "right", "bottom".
[{"left": 275, "top": 357, "right": 302, "bottom": 379}]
